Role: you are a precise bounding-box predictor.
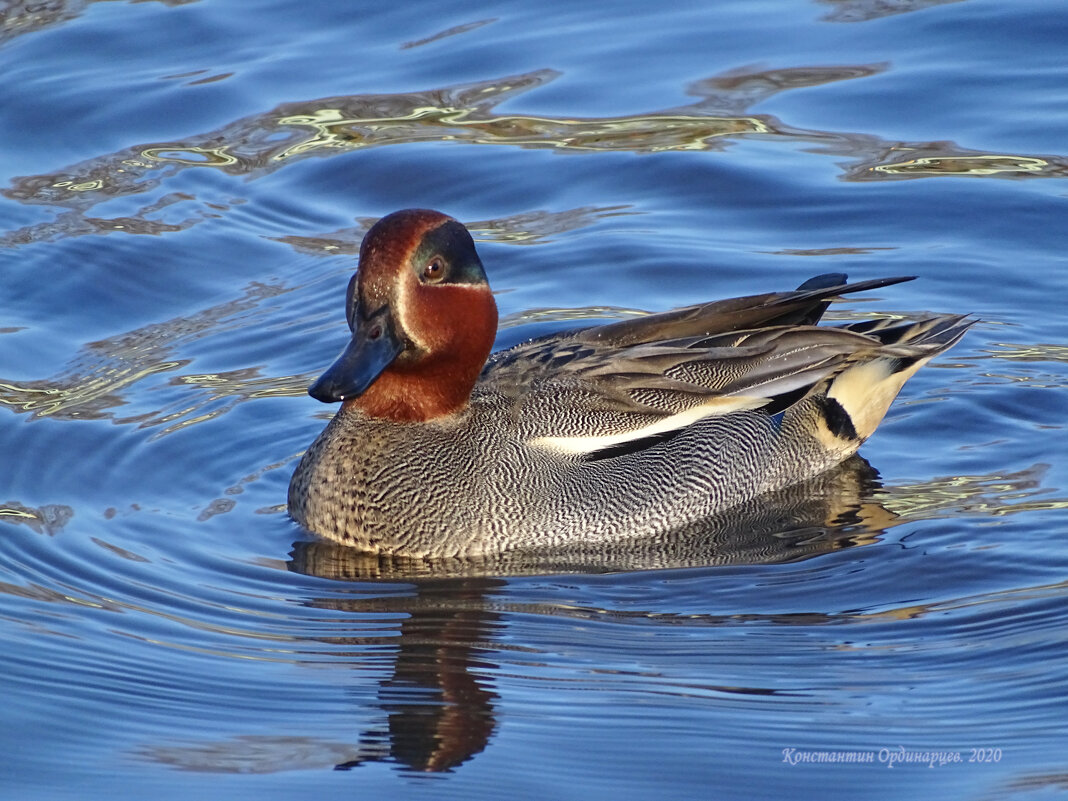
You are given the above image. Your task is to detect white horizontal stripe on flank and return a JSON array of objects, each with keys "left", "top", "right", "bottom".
[{"left": 528, "top": 395, "right": 767, "bottom": 455}]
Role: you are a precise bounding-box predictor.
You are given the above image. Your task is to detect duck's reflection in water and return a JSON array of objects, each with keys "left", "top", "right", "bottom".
[
  {"left": 332, "top": 579, "right": 502, "bottom": 774},
  {"left": 284, "top": 455, "right": 891, "bottom": 773}
]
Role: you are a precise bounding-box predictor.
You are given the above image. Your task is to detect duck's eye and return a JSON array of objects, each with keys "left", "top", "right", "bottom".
[{"left": 422, "top": 257, "right": 446, "bottom": 283}]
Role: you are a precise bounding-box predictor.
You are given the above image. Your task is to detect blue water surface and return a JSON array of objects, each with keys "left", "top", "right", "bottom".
[{"left": 2, "top": 1, "right": 1068, "bottom": 799}]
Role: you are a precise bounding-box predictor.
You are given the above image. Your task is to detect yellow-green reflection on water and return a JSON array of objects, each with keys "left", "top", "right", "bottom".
[
  {"left": 5, "top": 65, "right": 1066, "bottom": 248},
  {"left": 0, "top": 282, "right": 295, "bottom": 428},
  {"left": 881, "top": 464, "right": 1068, "bottom": 520}
]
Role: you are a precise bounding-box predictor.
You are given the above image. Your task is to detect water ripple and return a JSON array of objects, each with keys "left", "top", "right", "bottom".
[{"left": 6, "top": 65, "right": 1066, "bottom": 249}]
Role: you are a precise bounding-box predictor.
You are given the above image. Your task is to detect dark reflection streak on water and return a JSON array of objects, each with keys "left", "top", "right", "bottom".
[
  {"left": 142, "top": 735, "right": 371, "bottom": 774},
  {"left": 998, "top": 772, "right": 1068, "bottom": 797},
  {"left": 400, "top": 18, "right": 497, "bottom": 50},
  {"left": 685, "top": 63, "right": 890, "bottom": 114},
  {"left": 762, "top": 246, "right": 898, "bottom": 257},
  {"left": 816, "top": 0, "right": 967, "bottom": 23},
  {"left": 5, "top": 66, "right": 1065, "bottom": 248}
]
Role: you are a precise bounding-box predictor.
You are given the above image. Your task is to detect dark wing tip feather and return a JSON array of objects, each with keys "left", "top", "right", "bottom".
[
  {"left": 795, "top": 273, "right": 848, "bottom": 291},
  {"left": 797, "top": 274, "right": 916, "bottom": 299}
]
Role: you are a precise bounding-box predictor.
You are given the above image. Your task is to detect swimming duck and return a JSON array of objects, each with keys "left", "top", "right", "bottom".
[{"left": 288, "top": 209, "right": 971, "bottom": 558}]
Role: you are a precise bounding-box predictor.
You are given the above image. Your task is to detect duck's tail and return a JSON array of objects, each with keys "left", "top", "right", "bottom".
[{"left": 816, "top": 313, "right": 974, "bottom": 444}]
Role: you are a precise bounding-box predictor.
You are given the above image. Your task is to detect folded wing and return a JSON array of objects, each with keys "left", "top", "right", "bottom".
[{"left": 479, "top": 275, "right": 972, "bottom": 459}]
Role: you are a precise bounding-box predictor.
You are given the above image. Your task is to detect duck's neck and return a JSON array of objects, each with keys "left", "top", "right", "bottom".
[{"left": 343, "top": 362, "right": 479, "bottom": 422}]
